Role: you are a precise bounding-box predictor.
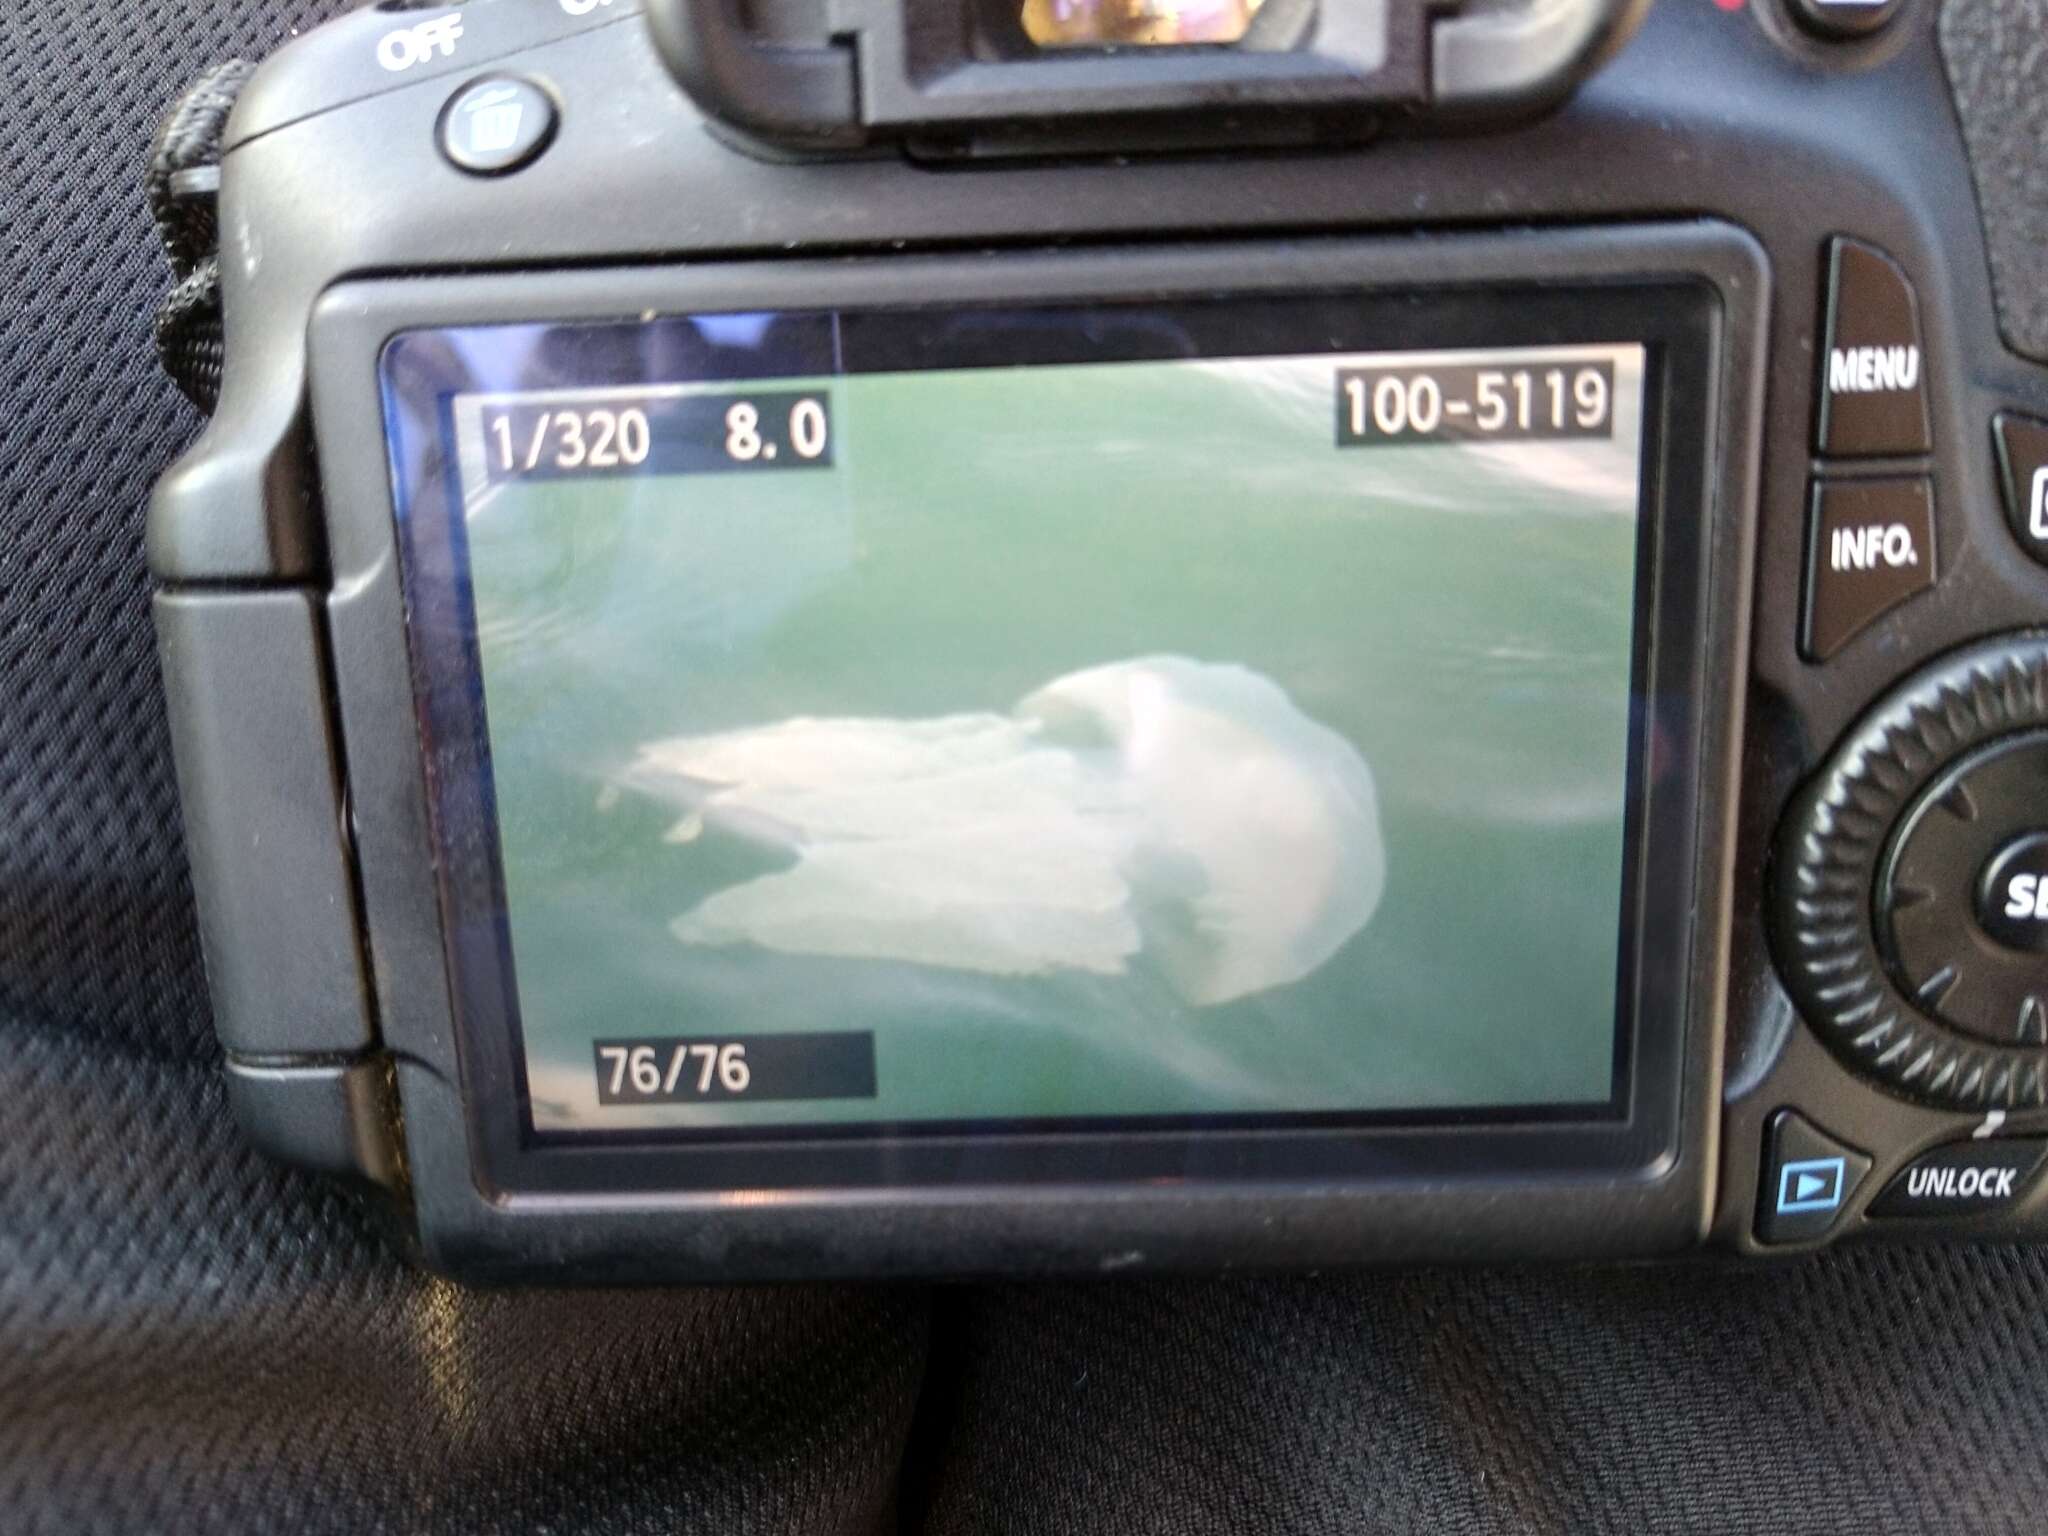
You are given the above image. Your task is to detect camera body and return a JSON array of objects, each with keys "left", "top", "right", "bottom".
[{"left": 152, "top": 0, "right": 2048, "bottom": 1281}]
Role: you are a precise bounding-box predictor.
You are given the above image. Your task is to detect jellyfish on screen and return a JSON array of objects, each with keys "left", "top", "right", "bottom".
[{"left": 618, "top": 655, "right": 1385, "bottom": 1008}]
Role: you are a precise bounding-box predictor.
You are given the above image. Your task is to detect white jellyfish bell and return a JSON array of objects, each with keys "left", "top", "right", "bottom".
[{"left": 620, "top": 656, "right": 1386, "bottom": 1008}]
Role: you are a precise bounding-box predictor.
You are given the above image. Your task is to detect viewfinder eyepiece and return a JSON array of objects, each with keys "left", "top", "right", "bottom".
[{"left": 1018, "top": 0, "right": 1267, "bottom": 49}]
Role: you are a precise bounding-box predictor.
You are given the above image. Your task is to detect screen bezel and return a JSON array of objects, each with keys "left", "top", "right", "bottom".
[{"left": 376, "top": 274, "right": 1717, "bottom": 1198}]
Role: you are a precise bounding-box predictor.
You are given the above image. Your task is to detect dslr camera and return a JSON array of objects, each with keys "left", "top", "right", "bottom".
[{"left": 150, "top": 0, "right": 2048, "bottom": 1280}]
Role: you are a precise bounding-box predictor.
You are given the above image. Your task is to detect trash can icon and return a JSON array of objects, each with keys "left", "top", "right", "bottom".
[{"left": 460, "top": 87, "right": 527, "bottom": 156}]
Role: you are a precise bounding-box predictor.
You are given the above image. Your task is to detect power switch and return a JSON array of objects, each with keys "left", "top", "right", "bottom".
[{"left": 1817, "top": 239, "right": 1931, "bottom": 458}]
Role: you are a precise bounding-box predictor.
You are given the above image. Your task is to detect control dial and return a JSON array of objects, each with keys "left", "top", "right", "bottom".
[{"left": 1773, "top": 634, "right": 2048, "bottom": 1108}]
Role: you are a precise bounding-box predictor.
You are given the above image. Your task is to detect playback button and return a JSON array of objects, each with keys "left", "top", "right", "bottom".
[
  {"left": 1757, "top": 1109, "right": 1872, "bottom": 1245},
  {"left": 1868, "top": 1139, "right": 2048, "bottom": 1220}
]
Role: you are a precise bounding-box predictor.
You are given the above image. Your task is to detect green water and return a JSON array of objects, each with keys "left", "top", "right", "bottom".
[{"left": 455, "top": 347, "right": 1647, "bottom": 1132}]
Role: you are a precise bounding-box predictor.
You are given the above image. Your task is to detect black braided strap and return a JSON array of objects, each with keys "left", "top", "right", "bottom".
[
  {"left": 145, "top": 59, "right": 255, "bottom": 413},
  {"left": 1771, "top": 633, "right": 2048, "bottom": 1109}
]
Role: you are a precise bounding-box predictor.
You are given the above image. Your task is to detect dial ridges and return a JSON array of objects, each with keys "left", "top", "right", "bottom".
[{"left": 1771, "top": 635, "right": 2048, "bottom": 1109}]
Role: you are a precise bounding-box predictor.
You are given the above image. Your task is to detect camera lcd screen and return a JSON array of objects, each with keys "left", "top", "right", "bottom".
[{"left": 381, "top": 296, "right": 1658, "bottom": 1142}]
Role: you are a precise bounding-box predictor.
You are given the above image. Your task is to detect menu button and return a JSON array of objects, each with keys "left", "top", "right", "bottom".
[
  {"left": 1817, "top": 239, "right": 1932, "bottom": 457},
  {"left": 1828, "top": 344, "right": 1920, "bottom": 397}
]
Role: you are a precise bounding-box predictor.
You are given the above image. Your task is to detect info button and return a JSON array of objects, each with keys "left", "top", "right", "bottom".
[{"left": 1801, "top": 476, "right": 1936, "bottom": 661}]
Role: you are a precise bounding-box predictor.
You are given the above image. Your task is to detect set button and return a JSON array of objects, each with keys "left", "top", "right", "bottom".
[
  {"left": 1876, "top": 732, "right": 2048, "bottom": 1046},
  {"left": 1976, "top": 831, "right": 2048, "bottom": 956}
]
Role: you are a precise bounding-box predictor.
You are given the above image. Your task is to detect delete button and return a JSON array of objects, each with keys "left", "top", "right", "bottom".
[{"left": 1802, "top": 476, "right": 1936, "bottom": 661}]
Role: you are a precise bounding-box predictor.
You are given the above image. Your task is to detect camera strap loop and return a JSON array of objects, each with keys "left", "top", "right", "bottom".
[{"left": 146, "top": 60, "right": 256, "bottom": 414}]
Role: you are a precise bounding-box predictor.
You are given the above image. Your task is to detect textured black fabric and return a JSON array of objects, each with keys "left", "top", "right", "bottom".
[
  {"left": 1940, "top": 0, "right": 2048, "bottom": 364},
  {"left": 0, "top": 4, "right": 927, "bottom": 1533},
  {"left": 915, "top": 1255, "right": 2048, "bottom": 1536},
  {"left": 2, "top": 1038, "right": 927, "bottom": 1534},
  {"left": 0, "top": 6, "right": 283, "bottom": 1071}
]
